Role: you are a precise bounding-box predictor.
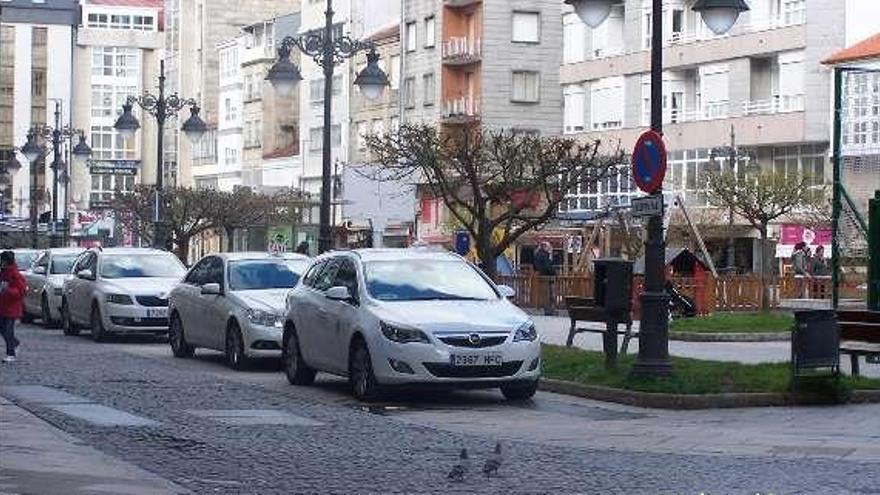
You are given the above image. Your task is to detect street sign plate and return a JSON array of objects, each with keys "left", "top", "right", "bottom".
[
  {"left": 631, "top": 195, "right": 664, "bottom": 217},
  {"left": 631, "top": 130, "right": 667, "bottom": 194}
]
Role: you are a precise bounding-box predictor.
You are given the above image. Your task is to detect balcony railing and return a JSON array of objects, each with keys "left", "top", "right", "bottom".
[
  {"left": 742, "top": 94, "right": 805, "bottom": 115},
  {"left": 443, "top": 0, "right": 479, "bottom": 7},
  {"left": 441, "top": 96, "right": 480, "bottom": 123},
  {"left": 633, "top": 95, "right": 806, "bottom": 128},
  {"left": 441, "top": 36, "right": 481, "bottom": 65}
]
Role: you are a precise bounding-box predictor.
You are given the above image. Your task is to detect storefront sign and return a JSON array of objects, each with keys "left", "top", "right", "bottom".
[
  {"left": 781, "top": 224, "right": 832, "bottom": 246},
  {"left": 89, "top": 159, "right": 140, "bottom": 176}
]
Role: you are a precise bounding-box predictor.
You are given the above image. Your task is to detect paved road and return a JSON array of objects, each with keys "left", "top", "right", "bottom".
[{"left": 2, "top": 324, "right": 879, "bottom": 494}]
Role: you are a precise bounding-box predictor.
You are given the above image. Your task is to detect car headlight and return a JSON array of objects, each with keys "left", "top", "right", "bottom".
[
  {"left": 247, "top": 309, "right": 283, "bottom": 328},
  {"left": 106, "top": 294, "right": 133, "bottom": 305},
  {"left": 380, "top": 321, "right": 430, "bottom": 344},
  {"left": 513, "top": 321, "right": 538, "bottom": 342}
]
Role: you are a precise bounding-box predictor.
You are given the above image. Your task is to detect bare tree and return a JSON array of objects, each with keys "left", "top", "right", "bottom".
[
  {"left": 112, "top": 186, "right": 216, "bottom": 262},
  {"left": 366, "top": 124, "right": 619, "bottom": 279},
  {"left": 705, "top": 170, "right": 824, "bottom": 311},
  {"left": 209, "top": 188, "right": 275, "bottom": 252}
]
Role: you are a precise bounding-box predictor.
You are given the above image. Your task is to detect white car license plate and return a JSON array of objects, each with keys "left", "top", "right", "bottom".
[
  {"left": 450, "top": 353, "right": 503, "bottom": 367},
  {"left": 146, "top": 308, "right": 167, "bottom": 318}
]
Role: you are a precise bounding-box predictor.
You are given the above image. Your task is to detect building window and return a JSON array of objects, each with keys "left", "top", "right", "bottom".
[
  {"left": 424, "top": 16, "right": 435, "bottom": 48},
  {"left": 511, "top": 71, "right": 539, "bottom": 103},
  {"left": 563, "top": 84, "right": 585, "bottom": 133},
  {"left": 563, "top": 13, "right": 585, "bottom": 64},
  {"left": 372, "top": 119, "right": 385, "bottom": 138},
  {"left": 224, "top": 97, "right": 238, "bottom": 122},
  {"left": 781, "top": 0, "right": 806, "bottom": 26},
  {"left": 91, "top": 84, "right": 137, "bottom": 120},
  {"left": 390, "top": 55, "right": 400, "bottom": 90},
  {"left": 90, "top": 125, "right": 136, "bottom": 160},
  {"left": 309, "top": 75, "right": 343, "bottom": 102},
  {"left": 90, "top": 174, "right": 135, "bottom": 207},
  {"left": 590, "top": 76, "right": 624, "bottom": 130},
  {"left": 423, "top": 72, "right": 435, "bottom": 106},
  {"left": 404, "top": 77, "right": 415, "bottom": 108},
  {"left": 224, "top": 147, "right": 239, "bottom": 165},
  {"left": 512, "top": 11, "right": 540, "bottom": 43},
  {"left": 87, "top": 13, "right": 108, "bottom": 28},
  {"left": 91, "top": 47, "right": 140, "bottom": 78},
  {"left": 308, "top": 125, "right": 342, "bottom": 152},
  {"left": 405, "top": 21, "right": 417, "bottom": 52}
]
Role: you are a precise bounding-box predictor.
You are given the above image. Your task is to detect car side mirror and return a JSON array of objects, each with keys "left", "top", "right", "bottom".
[
  {"left": 76, "top": 269, "right": 94, "bottom": 281},
  {"left": 497, "top": 285, "right": 516, "bottom": 298},
  {"left": 201, "top": 283, "right": 223, "bottom": 296},
  {"left": 325, "top": 286, "right": 353, "bottom": 302},
  {"left": 33, "top": 266, "right": 47, "bottom": 275}
]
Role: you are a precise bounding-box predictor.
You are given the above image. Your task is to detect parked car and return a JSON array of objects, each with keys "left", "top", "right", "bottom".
[
  {"left": 12, "top": 249, "right": 39, "bottom": 272},
  {"left": 168, "top": 252, "right": 310, "bottom": 369},
  {"left": 281, "top": 249, "right": 541, "bottom": 402},
  {"left": 23, "top": 248, "right": 84, "bottom": 326},
  {"left": 61, "top": 247, "right": 186, "bottom": 341}
]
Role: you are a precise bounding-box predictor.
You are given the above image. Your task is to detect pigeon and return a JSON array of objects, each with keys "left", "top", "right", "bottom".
[
  {"left": 482, "top": 442, "right": 502, "bottom": 477},
  {"left": 447, "top": 448, "right": 470, "bottom": 482}
]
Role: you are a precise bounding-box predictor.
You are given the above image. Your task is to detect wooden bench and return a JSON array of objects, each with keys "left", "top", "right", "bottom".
[
  {"left": 836, "top": 309, "right": 880, "bottom": 376},
  {"left": 564, "top": 296, "right": 637, "bottom": 357}
]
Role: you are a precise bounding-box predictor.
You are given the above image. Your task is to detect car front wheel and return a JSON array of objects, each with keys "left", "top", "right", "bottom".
[
  {"left": 283, "top": 329, "right": 316, "bottom": 385},
  {"left": 61, "top": 300, "right": 79, "bottom": 336},
  {"left": 501, "top": 380, "right": 539, "bottom": 401},
  {"left": 91, "top": 304, "right": 108, "bottom": 343},
  {"left": 349, "top": 339, "right": 382, "bottom": 402},
  {"left": 169, "top": 314, "right": 195, "bottom": 358},
  {"left": 41, "top": 294, "right": 57, "bottom": 328},
  {"left": 225, "top": 323, "right": 249, "bottom": 370}
]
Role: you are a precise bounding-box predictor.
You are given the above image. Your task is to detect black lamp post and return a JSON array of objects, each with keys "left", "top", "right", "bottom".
[
  {"left": 564, "top": 0, "right": 748, "bottom": 377},
  {"left": 266, "top": 0, "right": 389, "bottom": 254},
  {"left": 114, "top": 60, "right": 207, "bottom": 249},
  {"left": 19, "top": 101, "right": 92, "bottom": 248}
]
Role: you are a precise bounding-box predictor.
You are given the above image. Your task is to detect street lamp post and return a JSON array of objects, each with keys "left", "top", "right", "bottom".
[
  {"left": 564, "top": 0, "right": 748, "bottom": 377},
  {"left": 19, "top": 100, "right": 93, "bottom": 248},
  {"left": 266, "top": 0, "right": 390, "bottom": 254},
  {"left": 114, "top": 60, "right": 207, "bottom": 250}
]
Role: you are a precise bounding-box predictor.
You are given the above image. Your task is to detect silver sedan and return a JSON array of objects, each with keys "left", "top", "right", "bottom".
[
  {"left": 168, "top": 252, "right": 310, "bottom": 370},
  {"left": 23, "top": 248, "right": 83, "bottom": 326}
]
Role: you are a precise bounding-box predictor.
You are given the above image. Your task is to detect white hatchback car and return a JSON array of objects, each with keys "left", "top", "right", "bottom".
[
  {"left": 168, "top": 252, "right": 310, "bottom": 369},
  {"left": 62, "top": 248, "right": 187, "bottom": 341},
  {"left": 282, "top": 249, "right": 541, "bottom": 401},
  {"left": 23, "top": 248, "right": 83, "bottom": 326}
]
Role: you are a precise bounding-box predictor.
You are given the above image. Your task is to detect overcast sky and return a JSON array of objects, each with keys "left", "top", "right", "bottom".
[
  {"left": 846, "top": 0, "right": 880, "bottom": 45},
  {"left": 359, "top": 0, "right": 400, "bottom": 34}
]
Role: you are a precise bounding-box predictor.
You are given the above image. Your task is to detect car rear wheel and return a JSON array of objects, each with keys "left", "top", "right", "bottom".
[
  {"left": 41, "top": 294, "right": 57, "bottom": 328},
  {"left": 62, "top": 300, "right": 79, "bottom": 336},
  {"left": 91, "top": 304, "right": 108, "bottom": 343},
  {"left": 349, "top": 339, "right": 382, "bottom": 402},
  {"left": 283, "top": 329, "right": 316, "bottom": 385},
  {"left": 225, "top": 323, "right": 249, "bottom": 371},
  {"left": 501, "top": 380, "right": 539, "bottom": 401},
  {"left": 169, "top": 314, "right": 195, "bottom": 358}
]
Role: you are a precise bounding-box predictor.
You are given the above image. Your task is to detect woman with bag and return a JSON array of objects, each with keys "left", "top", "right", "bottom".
[{"left": 0, "top": 251, "right": 27, "bottom": 363}]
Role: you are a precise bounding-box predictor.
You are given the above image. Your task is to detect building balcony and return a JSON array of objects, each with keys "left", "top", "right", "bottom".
[
  {"left": 634, "top": 95, "right": 805, "bottom": 128},
  {"left": 442, "top": 37, "right": 481, "bottom": 66},
  {"left": 443, "top": 0, "right": 480, "bottom": 8},
  {"left": 441, "top": 97, "right": 480, "bottom": 124}
]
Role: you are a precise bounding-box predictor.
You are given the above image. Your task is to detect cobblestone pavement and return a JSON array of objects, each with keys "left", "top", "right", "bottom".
[{"left": 2, "top": 324, "right": 880, "bottom": 495}]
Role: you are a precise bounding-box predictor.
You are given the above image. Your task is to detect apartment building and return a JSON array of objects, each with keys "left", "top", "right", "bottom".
[
  {"left": 0, "top": 0, "right": 79, "bottom": 220},
  {"left": 402, "top": 0, "right": 563, "bottom": 245},
  {"left": 70, "top": 0, "right": 163, "bottom": 223},
  {"left": 163, "top": 0, "right": 293, "bottom": 188},
  {"left": 192, "top": 14, "right": 302, "bottom": 192},
  {"left": 559, "top": 0, "right": 851, "bottom": 269}
]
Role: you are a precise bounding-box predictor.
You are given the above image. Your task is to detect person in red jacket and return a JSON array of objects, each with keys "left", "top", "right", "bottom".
[{"left": 0, "top": 251, "right": 26, "bottom": 363}]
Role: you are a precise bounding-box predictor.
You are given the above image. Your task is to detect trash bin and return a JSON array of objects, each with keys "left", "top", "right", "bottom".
[
  {"left": 792, "top": 310, "right": 840, "bottom": 370},
  {"left": 593, "top": 259, "right": 633, "bottom": 318}
]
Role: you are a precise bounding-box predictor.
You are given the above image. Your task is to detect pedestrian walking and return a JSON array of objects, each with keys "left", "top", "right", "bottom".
[
  {"left": 811, "top": 245, "right": 828, "bottom": 276},
  {"left": 0, "top": 251, "right": 27, "bottom": 363},
  {"left": 532, "top": 242, "right": 557, "bottom": 315},
  {"left": 791, "top": 242, "right": 812, "bottom": 298}
]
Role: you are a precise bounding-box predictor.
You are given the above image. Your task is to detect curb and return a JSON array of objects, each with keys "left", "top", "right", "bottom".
[
  {"left": 668, "top": 331, "right": 790, "bottom": 342},
  {"left": 539, "top": 378, "right": 880, "bottom": 410}
]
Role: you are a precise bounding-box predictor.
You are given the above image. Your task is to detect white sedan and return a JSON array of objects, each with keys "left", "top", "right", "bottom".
[
  {"left": 168, "top": 252, "right": 310, "bottom": 369},
  {"left": 282, "top": 249, "right": 541, "bottom": 402},
  {"left": 23, "top": 248, "right": 83, "bottom": 326}
]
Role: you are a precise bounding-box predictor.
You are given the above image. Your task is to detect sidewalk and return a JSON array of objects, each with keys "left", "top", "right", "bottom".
[
  {"left": 0, "top": 396, "right": 187, "bottom": 495},
  {"left": 532, "top": 314, "right": 880, "bottom": 377}
]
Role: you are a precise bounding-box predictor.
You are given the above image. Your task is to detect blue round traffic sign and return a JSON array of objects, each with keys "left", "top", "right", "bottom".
[{"left": 631, "top": 130, "right": 667, "bottom": 194}]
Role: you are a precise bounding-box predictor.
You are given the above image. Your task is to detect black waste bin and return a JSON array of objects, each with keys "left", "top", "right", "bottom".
[
  {"left": 791, "top": 310, "right": 840, "bottom": 394},
  {"left": 593, "top": 259, "right": 633, "bottom": 318}
]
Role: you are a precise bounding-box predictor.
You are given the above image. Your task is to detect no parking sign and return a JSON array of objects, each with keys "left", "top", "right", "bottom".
[{"left": 631, "top": 130, "right": 667, "bottom": 194}]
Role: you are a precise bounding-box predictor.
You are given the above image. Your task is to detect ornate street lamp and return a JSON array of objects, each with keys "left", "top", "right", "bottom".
[
  {"left": 266, "top": 0, "right": 389, "bottom": 254},
  {"left": 114, "top": 59, "right": 206, "bottom": 249},
  {"left": 563, "top": 0, "right": 747, "bottom": 377}
]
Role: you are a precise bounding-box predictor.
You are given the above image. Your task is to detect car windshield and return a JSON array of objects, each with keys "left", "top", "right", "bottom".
[
  {"left": 51, "top": 255, "right": 78, "bottom": 275},
  {"left": 228, "top": 259, "right": 309, "bottom": 291},
  {"left": 364, "top": 259, "right": 498, "bottom": 302},
  {"left": 100, "top": 254, "right": 185, "bottom": 279},
  {"left": 14, "top": 251, "right": 37, "bottom": 271}
]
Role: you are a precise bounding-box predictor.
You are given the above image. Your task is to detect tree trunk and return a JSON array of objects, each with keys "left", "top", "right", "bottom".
[
  {"left": 476, "top": 230, "right": 497, "bottom": 281},
  {"left": 175, "top": 235, "right": 190, "bottom": 265},
  {"left": 225, "top": 227, "right": 235, "bottom": 252},
  {"left": 759, "top": 225, "right": 770, "bottom": 313}
]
